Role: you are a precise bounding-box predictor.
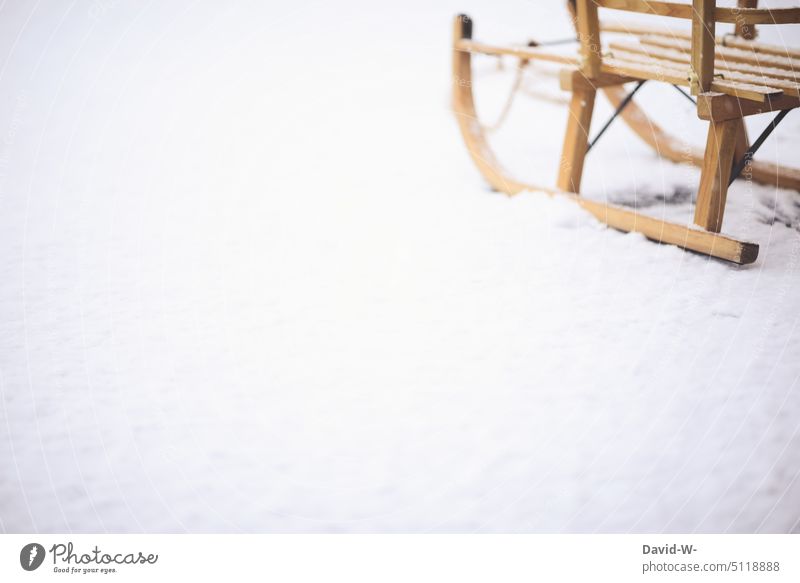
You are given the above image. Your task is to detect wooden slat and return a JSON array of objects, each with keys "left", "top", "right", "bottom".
[
  {"left": 559, "top": 68, "right": 635, "bottom": 91},
  {"left": 721, "top": 36, "right": 800, "bottom": 61},
  {"left": 601, "top": 21, "right": 690, "bottom": 38},
  {"left": 605, "top": 48, "right": 688, "bottom": 72},
  {"left": 729, "top": 7, "right": 800, "bottom": 25},
  {"left": 602, "top": 57, "right": 782, "bottom": 102},
  {"left": 697, "top": 91, "right": 800, "bottom": 121},
  {"left": 597, "top": 0, "right": 693, "bottom": 19},
  {"left": 601, "top": 58, "right": 690, "bottom": 88},
  {"left": 454, "top": 39, "right": 579, "bottom": 66},
  {"left": 608, "top": 42, "right": 800, "bottom": 96},
  {"left": 714, "top": 69, "right": 799, "bottom": 97},
  {"left": 455, "top": 32, "right": 786, "bottom": 102},
  {"left": 641, "top": 35, "right": 800, "bottom": 73},
  {"left": 595, "top": 0, "right": 800, "bottom": 25},
  {"left": 609, "top": 40, "right": 800, "bottom": 86}
]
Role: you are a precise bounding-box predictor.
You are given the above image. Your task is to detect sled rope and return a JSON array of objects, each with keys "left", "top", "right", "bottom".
[
  {"left": 481, "top": 36, "right": 580, "bottom": 134},
  {"left": 729, "top": 109, "right": 792, "bottom": 185},
  {"left": 482, "top": 59, "right": 529, "bottom": 134},
  {"left": 586, "top": 80, "right": 647, "bottom": 153}
]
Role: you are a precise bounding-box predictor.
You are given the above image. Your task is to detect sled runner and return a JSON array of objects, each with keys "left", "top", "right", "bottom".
[{"left": 452, "top": 1, "right": 800, "bottom": 264}]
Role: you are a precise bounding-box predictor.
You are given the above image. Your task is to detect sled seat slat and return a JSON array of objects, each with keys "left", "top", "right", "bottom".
[
  {"left": 455, "top": 38, "right": 785, "bottom": 102},
  {"left": 608, "top": 42, "right": 800, "bottom": 97},
  {"left": 454, "top": 39, "right": 579, "bottom": 66},
  {"left": 639, "top": 35, "right": 800, "bottom": 73},
  {"left": 601, "top": 58, "right": 783, "bottom": 102},
  {"left": 718, "top": 36, "right": 800, "bottom": 61},
  {"left": 608, "top": 40, "right": 800, "bottom": 87},
  {"left": 601, "top": 21, "right": 800, "bottom": 61}
]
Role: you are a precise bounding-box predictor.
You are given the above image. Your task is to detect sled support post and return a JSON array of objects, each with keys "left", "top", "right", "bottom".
[
  {"left": 736, "top": 0, "right": 759, "bottom": 39},
  {"left": 691, "top": 0, "right": 716, "bottom": 94},
  {"left": 733, "top": 118, "right": 749, "bottom": 162},
  {"left": 731, "top": 1, "right": 753, "bottom": 161},
  {"left": 577, "top": 0, "right": 602, "bottom": 78},
  {"left": 694, "top": 119, "right": 739, "bottom": 232},
  {"left": 557, "top": 87, "right": 596, "bottom": 193}
]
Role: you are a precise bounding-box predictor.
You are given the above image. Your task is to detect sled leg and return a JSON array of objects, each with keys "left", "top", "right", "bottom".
[
  {"left": 557, "top": 87, "right": 596, "bottom": 193},
  {"left": 694, "top": 119, "right": 739, "bottom": 233},
  {"left": 733, "top": 118, "right": 749, "bottom": 163}
]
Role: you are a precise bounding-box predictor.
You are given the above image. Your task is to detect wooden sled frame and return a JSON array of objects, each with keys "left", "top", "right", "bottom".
[{"left": 452, "top": 1, "right": 800, "bottom": 264}]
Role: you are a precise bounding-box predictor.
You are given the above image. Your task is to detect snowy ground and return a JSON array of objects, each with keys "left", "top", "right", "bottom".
[{"left": 1, "top": 0, "right": 800, "bottom": 533}]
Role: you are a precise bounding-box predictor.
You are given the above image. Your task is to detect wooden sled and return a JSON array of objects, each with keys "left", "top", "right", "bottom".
[{"left": 452, "top": 1, "right": 800, "bottom": 264}]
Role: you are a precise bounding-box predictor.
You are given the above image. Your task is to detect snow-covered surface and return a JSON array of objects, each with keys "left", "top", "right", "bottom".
[{"left": 1, "top": 0, "right": 799, "bottom": 533}]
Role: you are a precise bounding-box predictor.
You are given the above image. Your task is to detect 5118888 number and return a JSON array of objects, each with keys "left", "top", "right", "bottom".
[{"left": 733, "top": 562, "right": 780, "bottom": 572}]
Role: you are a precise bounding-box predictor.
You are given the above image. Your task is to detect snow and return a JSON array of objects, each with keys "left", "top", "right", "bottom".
[{"left": 1, "top": 0, "right": 799, "bottom": 533}]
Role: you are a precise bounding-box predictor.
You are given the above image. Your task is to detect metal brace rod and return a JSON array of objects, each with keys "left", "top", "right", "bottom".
[
  {"left": 729, "top": 109, "right": 791, "bottom": 186},
  {"left": 586, "top": 80, "right": 647, "bottom": 153},
  {"left": 672, "top": 84, "right": 697, "bottom": 106}
]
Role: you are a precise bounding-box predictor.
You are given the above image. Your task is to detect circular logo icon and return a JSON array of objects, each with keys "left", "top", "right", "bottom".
[{"left": 20, "top": 543, "right": 46, "bottom": 571}]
